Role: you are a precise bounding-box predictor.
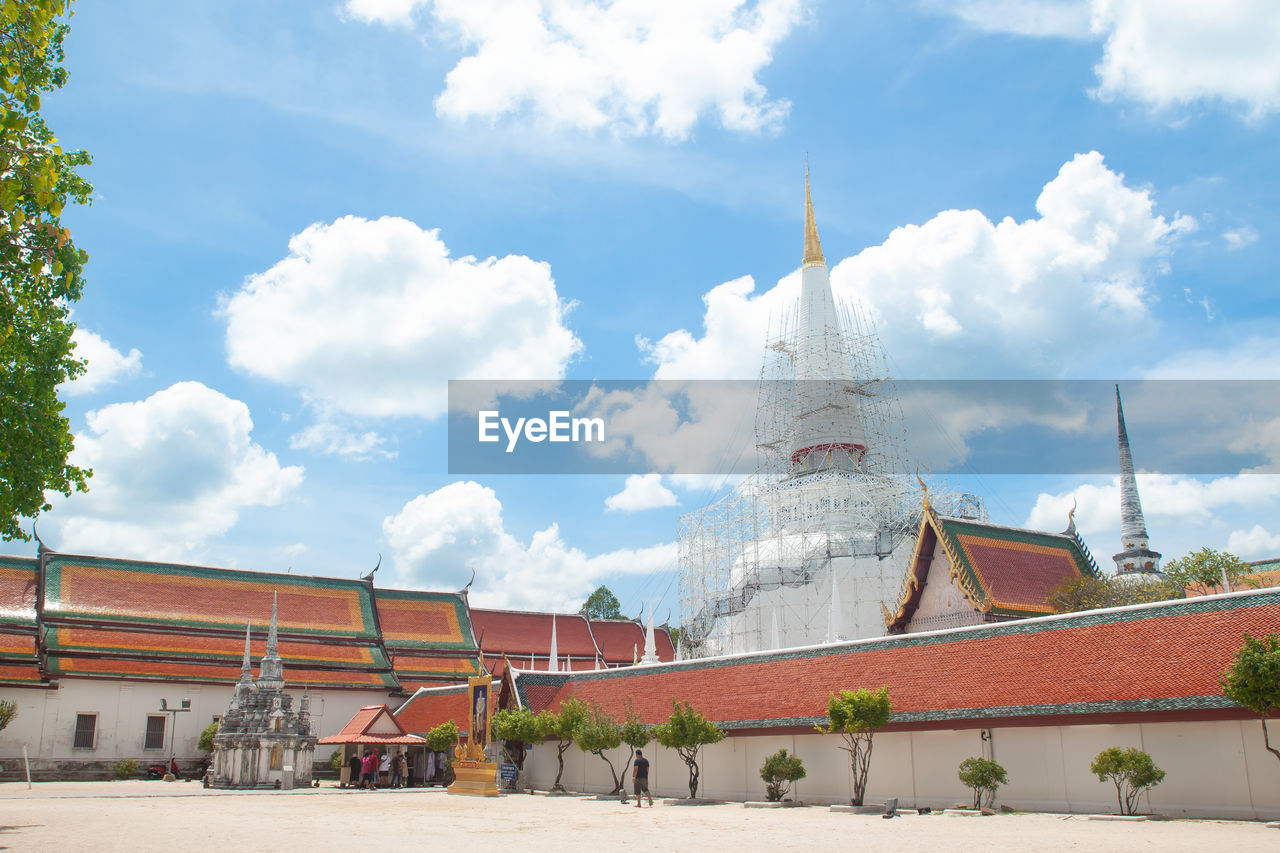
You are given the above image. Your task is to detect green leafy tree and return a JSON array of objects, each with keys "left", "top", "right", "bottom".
[
  {"left": 424, "top": 720, "right": 460, "bottom": 786},
  {"left": 328, "top": 749, "right": 343, "bottom": 772},
  {"left": 535, "top": 697, "right": 588, "bottom": 791},
  {"left": 197, "top": 719, "right": 218, "bottom": 753},
  {"left": 652, "top": 700, "right": 725, "bottom": 799},
  {"left": 760, "top": 749, "right": 806, "bottom": 802},
  {"left": 0, "top": 698, "right": 16, "bottom": 731},
  {"left": 1222, "top": 632, "right": 1280, "bottom": 764},
  {"left": 957, "top": 757, "right": 1007, "bottom": 809},
  {"left": 1090, "top": 747, "right": 1165, "bottom": 815},
  {"left": 580, "top": 586, "right": 623, "bottom": 620},
  {"left": 111, "top": 758, "right": 137, "bottom": 779},
  {"left": 1, "top": 0, "right": 95, "bottom": 542},
  {"left": 574, "top": 701, "right": 627, "bottom": 795},
  {"left": 1046, "top": 575, "right": 1183, "bottom": 613},
  {"left": 491, "top": 707, "right": 546, "bottom": 790},
  {"left": 816, "top": 686, "right": 891, "bottom": 806},
  {"left": 1164, "top": 547, "right": 1256, "bottom": 596},
  {"left": 617, "top": 700, "right": 650, "bottom": 803}
]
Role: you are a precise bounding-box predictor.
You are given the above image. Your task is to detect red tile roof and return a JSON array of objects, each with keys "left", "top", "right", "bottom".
[
  {"left": 374, "top": 588, "right": 476, "bottom": 650},
  {"left": 516, "top": 590, "right": 1280, "bottom": 730},
  {"left": 395, "top": 685, "right": 472, "bottom": 735},
  {"left": 586, "top": 619, "right": 676, "bottom": 664},
  {"left": 45, "top": 626, "right": 387, "bottom": 669},
  {"left": 318, "top": 704, "right": 424, "bottom": 744},
  {"left": 46, "top": 656, "right": 400, "bottom": 688},
  {"left": 471, "top": 609, "right": 600, "bottom": 661}
]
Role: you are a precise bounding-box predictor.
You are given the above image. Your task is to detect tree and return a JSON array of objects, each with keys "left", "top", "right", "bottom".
[
  {"left": 573, "top": 701, "right": 627, "bottom": 795},
  {"left": 617, "top": 700, "right": 650, "bottom": 804},
  {"left": 535, "top": 697, "right": 588, "bottom": 791},
  {"left": 580, "top": 586, "right": 623, "bottom": 620},
  {"left": 816, "top": 686, "right": 891, "bottom": 806},
  {"left": 1, "top": 0, "right": 95, "bottom": 542},
  {"left": 1164, "top": 547, "right": 1256, "bottom": 596},
  {"left": 0, "top": 698, "right": 15, "bottom": 731},
  {"left": 490, "top": 707, "right": 546, "bottom": 790},
  {"left": 1046, "top": 575, "right": 1183, "bottom": 613},
  {"left": 652, "top": 700, "right": 725, "bottom": 799},
  {"left": 1090, "top": 747, "right": 1165, "bottom": 815},
  {"left": 197, "top": 719, "right": 218, "bottom": 753},
  {"left": 424, "top": 720, "right": 460, "bottom": 786},
  {"left": 1222, "top": 632, "right": 1280, "bottom": 765},
  {"left": 957, "top": 757, "right": 1007, "bottom": 809},
  {"left": 760, "top": 749, "right": 805, "bottom": 802}
]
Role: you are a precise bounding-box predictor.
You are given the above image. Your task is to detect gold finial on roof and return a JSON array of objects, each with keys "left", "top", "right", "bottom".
[
  {"left": 915, "top": 468, "right": 930, "bottom": 510},
  {"left": 803, "top": 161, "right": 825, "bottom": 269}
]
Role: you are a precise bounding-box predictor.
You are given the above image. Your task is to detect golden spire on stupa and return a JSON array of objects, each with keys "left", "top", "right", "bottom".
[{"left": 803, "top": 162, "right": 825, "bottom": 269}]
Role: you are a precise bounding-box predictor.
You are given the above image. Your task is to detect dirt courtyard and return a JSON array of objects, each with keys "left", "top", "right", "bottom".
[{"left": 0, "top": 781, "right": 1275, "bottom": 852}]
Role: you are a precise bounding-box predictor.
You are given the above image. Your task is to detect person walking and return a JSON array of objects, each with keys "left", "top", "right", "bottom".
[
  {"left": 632, "top": 749, "right": 653, "bottom": 808},
  {"left": 391, "top": 751, "right": 405, "bottom": 788},
  {"left": 378, "top": 751, "right": 391, "bottom": 788},
  {"left": 361, "top": 750, "right": 377, "bottom": 789}
]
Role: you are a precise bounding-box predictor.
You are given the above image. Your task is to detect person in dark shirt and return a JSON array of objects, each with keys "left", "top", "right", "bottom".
[
  {"left": 632, "top": 750, "right": 653, "bottom": 808},
  {"left": 347, "top": 753, "right": 362, "bottom": 788}
]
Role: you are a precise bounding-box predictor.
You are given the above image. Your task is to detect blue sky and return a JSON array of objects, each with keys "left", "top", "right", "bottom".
[{"left": 15, "top": 0, "right": 1280, "bottom": 619}]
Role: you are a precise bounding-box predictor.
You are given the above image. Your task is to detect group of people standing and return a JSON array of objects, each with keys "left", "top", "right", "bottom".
[{"left": 345, "top": 749, "right": 409, "bottom": 790}]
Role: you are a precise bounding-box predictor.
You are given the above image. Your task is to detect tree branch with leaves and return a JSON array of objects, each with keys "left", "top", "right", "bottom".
[
  {"left": 652, "top": 700, "right": 724, "bottom": 799},
  {"left": 817, "top": 686, "right": 891, "bottom": 807},
  {"left": 1222, "top": 632, "right": 1280, "bottom": 764}
]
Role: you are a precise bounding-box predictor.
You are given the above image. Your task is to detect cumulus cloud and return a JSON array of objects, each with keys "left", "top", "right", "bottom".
[
  {"left": 643, "top": 152, "right": 1192, "bottom": 379},
  {"left": 383, "top": 481, "right": 676, "bottom": 609},
  {"left": 62, "top": 329, "right": 143, "bottom": 396},
  {"left": 44, "top": 382, "right": 304, "bottom": 561},
  {"left": 345, "top": 0, "right": 804, "bottom": 139},
  {"left": 221, "top": 216, "right": 581, "bottom": 419},
  {"left": 289, "top": 423, "right": 396, "bottom": 461},
  {"left": 941, "top": 0, "right": 1280, "bottom": 119},
  {"left": 1145, "top": 337, "right": 1280, "bottom": 379},
  {"left": 1227, "top": 525, "right": 1280, "bottom": 560},
  {"left": 604, "top": 474, "right": 679, "bottom": 512}
]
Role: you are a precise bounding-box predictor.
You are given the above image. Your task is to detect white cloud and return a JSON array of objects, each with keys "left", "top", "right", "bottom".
[
  {"left": 62, "top": 329, "right": 143, "bottom": 396},
  {"left": 604, "top": 474, "right": 679, "bottom": 512},
  {"left": 342, "top": 0, "right": 423, "bottom": 27},
  {"left": 383, "top": 481, "right": 676, "bottom": 610},
  {"left": 346, "top": 0, "right": 804, "bottom": 139},
  {"left": 1146, "top": 337, "right": 1280, "bottom": 379},
  {"left": 942, "top": 1, "right": 1280, "bottom": 119},
  {"left": 289, "top": 423, "right": 396, "bottom": 460},
  {"left": 1223, "top": 226, "right": 1259, "bottom": 251},
  {"left": 221, "top": 216, "right": 581, "bottom": 419},
  {"left": 44, "top": 382, "right": 304, "bottom": 561},
  {"left": 643, "top": 152, "right": 1193, "bottom": 379},
  {"left": 1025, "top": 472, "right": 1280, "bottom": 565},
  {"left": 1227, "top": 524, "right": 1280, "bottom": 560}
]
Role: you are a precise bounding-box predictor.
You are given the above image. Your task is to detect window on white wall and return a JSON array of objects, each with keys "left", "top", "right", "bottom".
[
  {"left": 72, "top": 713, "right": 97, "bottom": 749},
  {"left": 144, "top": 715, "right": 166, "bottom": 750}
]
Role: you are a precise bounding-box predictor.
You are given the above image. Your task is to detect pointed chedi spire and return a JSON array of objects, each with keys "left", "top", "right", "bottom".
[
  {"left": 256, "top": 590, "right": 285, "bottom": 690},
  {"left": 640, "top": 602, "right": 658, "bottom": 665},
  {"left": 548, "top": 614, "right": 558, "bottom": 672},
  {"left": 1112, "top": 386, "right": 1162, "bottom": 576},
  {"left": 803, "top": 161, "right": 825, "bottom": 269}
]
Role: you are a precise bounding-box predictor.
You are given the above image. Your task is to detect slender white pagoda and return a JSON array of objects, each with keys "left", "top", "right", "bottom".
[{"left": 1112, "top": 386, "right": 1162, "bottom": 576}]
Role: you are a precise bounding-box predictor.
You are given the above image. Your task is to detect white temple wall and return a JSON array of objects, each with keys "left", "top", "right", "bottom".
[
  {"left": 524, "top": 720, "right": 1280, "bottom": 819},
  {"left": 0, "top": 680, "right": 394, "bottom": 773}
]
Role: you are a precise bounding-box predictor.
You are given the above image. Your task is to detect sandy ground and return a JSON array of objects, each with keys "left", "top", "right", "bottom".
[{"left": 0, "top": 781, "right": 1275, "bottom": 852}]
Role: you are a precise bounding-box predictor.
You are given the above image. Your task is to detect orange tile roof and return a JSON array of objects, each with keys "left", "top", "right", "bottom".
[
  {"left": 46, "top": 655, "right": 400, "bottom": 688},
  {"left": 390, "top": 652, "right": 480, "bottom": 681},
  {"left": 395, "top": 685, "right": 472, "bottom": 735},
  {"left": 517, "top": 590, "right": 1280, "bottom": 730},
  {"left": 42, "top": 555, "right": 378, "bottom": 639},
  {"left": 374, "top": 588, "right": 476, "bottom": 650},
  {"left": 44, "top": 625, "right": 387, "bottom": 669},
  {"left": 0, "top": 556, "right": 38, "bottom": 627},
  {"left": 318, "top": 704, "right": 424, "bottom": 744},
  {"left": 0, "top": 661, "right": 46, "bottom": 685},
  {"left": 0, "top": 631, "right": 38, "bottom": 660}
]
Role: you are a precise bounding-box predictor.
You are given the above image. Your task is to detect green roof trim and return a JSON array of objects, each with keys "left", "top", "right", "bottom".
[{"left": 373, "top": 587, "right": 479, "bottom": 651}]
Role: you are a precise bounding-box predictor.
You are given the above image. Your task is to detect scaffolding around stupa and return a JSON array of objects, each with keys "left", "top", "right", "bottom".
[{"left": 677, "top": 297, "right": 985, "bottom": 658}]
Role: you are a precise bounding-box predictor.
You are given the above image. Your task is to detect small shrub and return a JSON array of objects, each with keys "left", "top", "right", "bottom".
[
  {"left": 1090, "top": 747, "right": 1165, "bottom": 815},
  {"left": 112, "top": 758, "right": 138, "bottom": 779},
  {"left": 197, "top": 719, "right": 218, "bottom": 753},
  {"left": 957, "top": 757, "right": 1007, "bottom": 809},
  {"left": 328, "top": 749, "right": 343, "bottom": 771},
  {"left": 760, "top": 749, "right": 806, "bottom": 802}
]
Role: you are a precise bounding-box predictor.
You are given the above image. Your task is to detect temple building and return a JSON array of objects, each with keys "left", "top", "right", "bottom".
[
  {"left": 209, "top": 595, "right": 317, "bottom": 789},
  {"left": 0, "top": 543, "right": 671, "bottom": 779}
]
